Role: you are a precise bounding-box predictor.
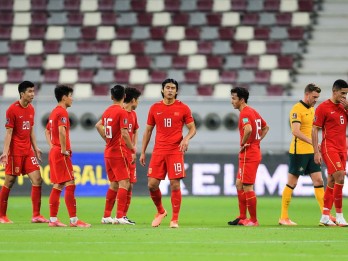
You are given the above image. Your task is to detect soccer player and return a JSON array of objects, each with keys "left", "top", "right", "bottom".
[
  {"left": 227, "top": 87, "right": 269, "bottom": 226},
  {"left": 139, "top": 78, "right": 196, "bottom": 228},
  {"left": 312, "top": 79, "right": 348, "bottom": 227},
  {"left": 0, "top": 81, "right": 48, "bottom": 224},
  {"left": 95, "top": 85, "right": 136, "bottom": 225},
  {"left": 279, "top": 84, "right": 324, "bottom": 226},
  {"left": 45, "top": 85, "right": 90, "bottom": 227}
]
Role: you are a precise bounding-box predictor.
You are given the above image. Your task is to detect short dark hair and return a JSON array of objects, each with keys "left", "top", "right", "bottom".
[
  {"left": 305, "top": 83, "right": 321, "bottom": 93},
  {"left": 124, "top": 87, "right": 141, "bottom": 103},
  {"left": 231, "top": 87, "right": 249, "bottom": 103},
  {"left": 111, "top": 84, "right": 125, "bottom": 101},
  {"left": 55, "top": 84, "right": 73, "bottom": 102},
  {"left": 18, "top": 81, "right": 34, "bottom": 94},
  {"left": 332, "top": 79, "right": 348, "bottom": 91},
  {"left": 161, "top": 78, "right": 178, "bottom": 98}
]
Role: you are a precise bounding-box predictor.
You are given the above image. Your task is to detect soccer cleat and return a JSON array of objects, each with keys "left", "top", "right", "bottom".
[
  {"left": 335, "top": 216, "right": 348, "bottom": 227},
  {"left": 49, "top": 220, "right": 67, "bottom": 227},
  {"left": 70, "top": 220, "right": 91, "bottom": 228},
  {"left": 0, "top": 216, "right": 13, "bottom": 224},
  {"left": 124, "top": 216, "right": 136, "bottom": 225},
  {"left": 278, "top": 218, "right": 297, "bottom": 226},
  {"left": 101, "top": 217, "right": 114, "bottom": 224},
  {"left": 319, "top": 215, "right": 336, "bottom": 227},
  {"left": 242, "top": 219, "right": 259, "bottom": 227},
  {"left": 227, "top": 217, "right": 240, "bottom": 226},
  {"left": 170, "top": 220, "right": 179, "bottom": 228},
  {"left": 329, "top": 214, "right": 336, "bottom": 223},
  {"left": 31, "top": 215, "right": 49, "bottom": 223},
  {"left": 115, "top": 216, "right": 135, "bottom": 225},
  {"left": 151, "top": 210, "right": 167, "bottom": 227}
]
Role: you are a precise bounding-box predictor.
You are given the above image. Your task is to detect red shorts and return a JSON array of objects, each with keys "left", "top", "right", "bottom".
[
  {"left": 322, "top": 151, "right": 347, "bottom": 175},
  {"left": 127, "top": 155, "right": 137, "bottom": 183},
  {"left": 237, "top": 159, "right": 261, "bottom": 185},
  {"left": 105, "top": 157, "right": 130, "bottom": 182},
  {"left": 5, "top": 151, "right": 40, "bottom": 175},
  {"left": 148, "top": 153, "right": 185, "bottom": 180},
  {"left": 49, "top": 147, "right": 74, "bottom": 184}
]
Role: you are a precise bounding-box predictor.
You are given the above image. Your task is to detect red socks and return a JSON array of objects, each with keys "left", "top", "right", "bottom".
[
  {"left": 49, "top": 187, "right": 61, "bottom": 218},
  {"left": 124, "top": 190, "right": 132, "bottom": 216},
  {"left": 104, "top": 188, "right": 117, "bottom": 218},
  {"left": 237, "top": 190, "right": 247, "bottom": 219},
  {"left": 150, "top": 189, "right": 165, "bottom": 214},
  {"left": 0, "top": 186, "right": 10, "bottom": 217},
  {"left": 171, "top": 189, "right": 181, "bottom": 221},
  {"left": 323, "top": 185, "right": 334, "bottom": 214},
  {"left": 333, "top": 183, "right": 343, "bottom": 213},
  {"left": 31, "top": 185, "right": 41, "bottom": 217},
  {"left": 65, "top": 185, "right": 77, "bottom": 218},
  {"left": 245, "top": 190, "right": 257, "bottom": 222},
  {"left": 116, "top": 188, "right": 128, "bottom": 218}
]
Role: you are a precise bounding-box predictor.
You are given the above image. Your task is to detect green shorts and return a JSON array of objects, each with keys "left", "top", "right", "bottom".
[{"left": 288, "top": 153, "right": 321, "bottom": 176}]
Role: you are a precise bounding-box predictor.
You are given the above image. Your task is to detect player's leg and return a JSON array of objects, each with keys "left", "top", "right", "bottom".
[
  {"left": 310, "top": 171, "right": 324, "bottom": 213},
  {"left": 169, "top": 179, "right": 181, "bottom": 228},
  {"left": 123, "top": 183, "right": 135, "bottom": 224},
  {"left": 228, "top": 178, "right": 246, "bottom": 225},
  {"left": 279, "top": 173, "right": 298, "bottom": 225},
  {"left": 49, "top": 183, "right": 66, "bottom": 227},
  {"left": 332, "top": 169, "right": 347, "bottom": 226},
  {"left": 0, "top": 174, "right": 17, "bottom": 223},
  {"left": 114, "top": 178, "right": 133, "bottom": 225}
]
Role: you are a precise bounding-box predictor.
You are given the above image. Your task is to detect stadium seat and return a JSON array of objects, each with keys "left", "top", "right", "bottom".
[
  {"left": 254, "top": 27, "right": 270, "bottom": 40},
  {"left": 93, "top": 84, "right": 110, "bottom": 96},
  {"left": 276, "top": 12, "right": 292, "bottom": 25},
  {"left": 280, "top": 0, "right": 298, "bottom": 12},
  {"left": 150, "top": 70, "right": 167, "bottom": 83},
  {"left": 31, "top": 12, "right": 48, "bottom": 25},
  {"left": 197, "top": 0, "right": 213, "bottom": 11},
  {"left": 150, "top": 27, "right": 167, "bottom": 39},
  {"left": 232, "top": 41, "right": 248, "bottom": 54},
  {"left": 31, "top": 0, "right": 47, "bottom": 10},
  {"left": 130, "top": 41, "right": 145, "bottom": 54},
  {"left": 231, "top": 0, "right": 247, "bottom": 11},
  {"left": 172, "top": 56, "right": 188, "bottom": 69},
  {"left": 27, "top": 55, "right": 44, "bottom": 68},
  {"left": 185, "top": 27, "right": 201, "bottom": 40},
  {"left": 243, "top": 55, "right": 259, "bottom": 69},
  {"left": 129, "top": 69, "right": 149, "bottom": 84},
  {"left": 221, "top": 12, "right": 240, "bottom": 26},
  {"left": 264, "top": 0, "right": 280, "bottom": 11},
  {"left": 266, "top": 41, "right": 282, "bottom": 54},
  {"left": 114, "top": 70, "right": 130, "bottom": 83},
  {"left": 81, "top": 0, "right": 98, "bottom": 11},
  {"left": 11, "top": 26, "right": 29, "bottom": 40},
  {"left": 298, "top": 0, "right": 313, "bottom": 11},
  {"left": 73, "top": 83, "right": 93, "bottom": 98},
  {"left": 213, "top": 84, "right": 232, "bottom": 98},
  {"left": 184, "top": 71, "right": 200, "bottom": 84},
  {"left": 9, "top": 55, "right": 26, "bottom": 68},
  {"left": 137, "top": 13, "right": 153, "bottom": 26},
  {"left": 3, "top": 83, "right": 19, "bottom": 98},
  {"left": 136, "top": 56, "right": 151, "bottom": 68},
  {"left": 64, "top": 0, "right": 80, "bottom": 11},
  {"left": 166, "top": 26, "right": 185, "bottom": 40},
  {"left": 152, "top": 55, "right": 171, "bottom": 69},
  {"left": 163, "top": 41, "right": 179, "bottom": 54},
  {"left": 247, "top": 40, "right": 266, "bottom": 54},
  {"left": 45, "top": 54, "right": 64, "bottom": 69},
  {"left": 207, "top": 56, "right": 223, "bottom": 68},
  {"left": 153, "top": 12, "right": 171, "bottom": 26},
  {"left": 0, "top": 12, "right": 13, "bottom": 26},
  {"left": 242, "top": 13, "right": 259, "bottom": 25},
  {"left": 254, "top": 70, "right": 271, "bottom": 83},
  {"left": 179, "top": 40, "right": 197, "bottom": 55},
  {"left": 0, "top": 70, "right": 7, "bottom": 83},
  {"left": 287, "top": 27, "right": 305, "bottom": 40},
  {"left": 116, "top": 27, "right": 133, "bottom": 39},
  {"left": 218, "top": 27, "right": 235, "bottom": 40},
  {"left": 65, "top": 55, "right": 81, "bottom": 68},
  {"left": 83, "top": 12, "right": 101, "bottom": 26},
  {"left": 188, "top": 55, "right": 206, "bottom": 69},
  {"left": 0, "top": 56, "right": 9, "bottom": 68},
  {"left": 98, "top": 0, "right": 114, "bottom": 11},
  {"left": 270, "top": 69, "right": 290, "bottom": 84},
  {"left": 206, "top": 13, "right": 222, "bottom": 26},
  {"left": 101, "top": 12, "right": 116, "bottom": 25},
  {"left": 277, "top": 55, "right": 293, "bottom": 69},
  {"left": 143, "top": 84, "right": 162, "bottom": 99},
  {"left": 68, "top": 12, "right": 83, "bottom": 25},
  {"left": 197, "top": 41, "right": 213, "bottom": 54},
  {"left": 14, "top": 12, "right": 31, "bottom": 25},
  {"left": 99, "top": 55, "right": 116, "bottom": 68},
  {"left": 77, "top": 41, "right": 94, "bottom": 53},
  {"left": 235, "top": 26, "right": 254, "bottom": 40},
  {"left": 267, "top": 84, "right": 284, "bottom": 95},
  {"left": 220, "top": 71, "right": 238, "bottom": 83},
  {"left": 59, "top": 69, "right": 78, "bottom": 83},
  {"left": 81, "top": 27, "right": 97, "bottom": 40},
  {"left": 77, "top": 69, "right": 95, "bottom": 82},
  {"left": 44, "top": 40, "right": 61, "bottom": 53},
  {"left": 172, "top": 13, "right": 189, "bottom": 25},
  {"left": 199, "top": 69, "right": 219, "bottom": 84},
  {"left": 29, "top": 26, "right": 46, "bottom": 39},
  {"left": 9, "top": 41, "right": 25, "bottom": 54},
  {"left": 197, "top": 85, "right": 214, "bottom": 96},
  {"left": 0, "top": 27, "right": 12, "bottom": 39},
  {"left": 259, "top": 55, "right": 278, "bottom": 69},
  {"left": 43, "top": 69, "right": 60, "bottom": 83}
]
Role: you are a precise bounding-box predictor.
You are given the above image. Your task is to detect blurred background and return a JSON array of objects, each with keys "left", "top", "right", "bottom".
[{"left": 1, "top": 0, "right": 347, "bottom": 196}]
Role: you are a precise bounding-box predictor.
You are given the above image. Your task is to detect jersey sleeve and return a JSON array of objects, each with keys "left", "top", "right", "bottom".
[
  {"left": 5, "top": 107, "right": 15, "bottom": 129},
  {"left": 290, "top": 105, "right": 301, "bottom": 125},
  {"left": 58, "top": 110, "right": 69, "bottom": 128},
  {"left": 120, "top": 109, "right": 129, "bottom": 129},
  {"left": 313, "top": 104, "right": 324, "bottom": 128},
  {"left": 183, "top": 104, "right": 194, "bottom": 125},
  {"left": 240, "top": 110, "right": 252, "bottom": 128},
  {"left": 133, "top": 111, "right": 139, "bottom": 130},
  {"left": 147, "top": 105, "right": 156, "bottom": 126}
]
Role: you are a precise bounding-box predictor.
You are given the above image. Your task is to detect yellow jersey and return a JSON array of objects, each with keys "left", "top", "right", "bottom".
[{"left": 289, "top": 100, "right": 314, "bottom": 154}]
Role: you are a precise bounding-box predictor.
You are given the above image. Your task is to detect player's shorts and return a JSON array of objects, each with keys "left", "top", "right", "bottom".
[
  {"left": 237, "top": 159, "right": 260, "bottom": 185},
  {"left": 148, "top": 153, "right": 185, "bottom": 180},
  {"left": 49, "top": 147, "right": 74, "bottom": 184},
  {"left": 5, "top": 151, "right": 40, "bottom": 176},
  {"left": 127, "top": 155, "right": 137, "bottom": 183},
  {"left": 105, "top": 156, "right": 130, "bottom": 182},
  {"left": 322, "top": 151, "right": 347, "bottom": 175},
  {"left": 288, "top": 153, "right": 321, "bottom": 176}
]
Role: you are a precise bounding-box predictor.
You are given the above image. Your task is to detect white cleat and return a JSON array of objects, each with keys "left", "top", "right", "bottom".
[
  {"left": 336, "top": 216, "right": 348, "bottom": 227},
  {"left": 319, "top": 215, "right": 336, "bottom": 227},
  {"left": 101, "top": 217, "right": 115, "bottom": 224},
  {"left": 115, "top": 216, "right": 135, "bottom": 225}
]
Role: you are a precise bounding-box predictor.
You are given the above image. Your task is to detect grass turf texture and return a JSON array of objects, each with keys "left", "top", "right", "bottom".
[{"left": 0, "top": 196, "right": 347, "bottom": 261}]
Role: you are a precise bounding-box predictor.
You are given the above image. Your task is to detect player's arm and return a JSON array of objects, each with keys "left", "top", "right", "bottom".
[
  {"left": 312, "top": 125, "right": 322, "bottom": 164},
  {"left": 95, "top": 119, "right": 106, "bottom": 142},
  {"left": 240, "top": 124, "right": 252, "bottom": 151},
  {"left": 45, "top": 129, "right": 53, "bottom": 149},
  {"left": 260, "top": 125, "right": 269, "bottom": 141},
  {"left": 139, "top": 125, "right": 154, "bottom": 166},
  {"left": 0, "top": 127, "right": 13, "bottom": 165},
  {"left": 30, "top": 128, "right": 42, "bottom": 162},
  {"left": 131, "top": 128, "right": 139, "bottom": 163},
  {"left": 58, "top": 125, "right": 69, "bottom": 156},
  {"left": 179, "top": 122, "right": 196, "bottom": 152},
  {"left": 291, "top": 122, "right": 311, "bottom": 144},
  {"left": 121, "top": 127, "right": 135, "bottom": 152}
]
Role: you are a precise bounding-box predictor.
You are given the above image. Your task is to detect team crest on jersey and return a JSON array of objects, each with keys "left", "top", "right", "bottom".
[
  {"left": 15, "top": 167, "right": 20, "bottom": 173},
  {"left": 61, "top": 117, "right": 67, "bottom": 124},
  {"left": 6, "top": 118, "right": 10, "bottom": 125},
  {"left": 148, "top": 168, "right": 152, "bottom": 174},
  {"left": 292, "top": 113, "right": 297, "bottom": 119},
  {"left": 336, "top": 162, "right": 341, "bottom": 168},
  {"left": 123, "top": 118, "right": 128, "bottom": 124},
  {"left": 174, "top": 112, "right": 179, "bottom": 116},
  {"left": 242, "top": 118, "right": 249, "bottom": 123},
  {"left": 313, "top": 116, "right": 317, "bottom": 122}
]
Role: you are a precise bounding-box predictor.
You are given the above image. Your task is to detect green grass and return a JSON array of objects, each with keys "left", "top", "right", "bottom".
[{"left": 0, "top": 196, "right": 347, "bottom": 261}]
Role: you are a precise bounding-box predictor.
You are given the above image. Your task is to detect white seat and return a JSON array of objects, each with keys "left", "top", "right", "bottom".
[
  {"left": 73, "top": 83, "right": 93, "bottom": 98},
  {"left": 259, "top": 55, "right": 277, "bottom": 69},
  {"left": 25, "top": 40, "right": 43, "bottom": 55},
  {"left": 97, "top": 26, "right": 115, "bottom": 40},
  {"left": 292, "top": 12, "right": 310, "bottom": 26},
  {"left": 3, "top": 84, "right": 19, "bottom": 98},
  {"left": 59, "top": 69, "right": 78, "bottom": 84},
  {"left": 213, "top": 0, "right": 230, "bottom": 11},
  {"left": 178, "top": 40, "right": 197, "bottom": 55},
  {"left": 116, "top": 55, "right": 135, "bottom": 69},
  {"left": 247, "top": 41, "right": 266, "bottom": 55},
  {"left": 45, "top": 26, "right": 65, "bottom": 40},
  {"left": 280, "top": 0, "right": 298, "bottom": 12},
  {"left": 110, "top": 40, "right": 130, "bottom": 54},
  {"left": 200, "top": 69, "right": 219, "bottom": 84},
  {"left": 11, "top": 26, "right": 29, "bottom": 40},
  {"left": 166, "top": 26, "right": 185, "bottom": 40},
  {"left": 130, "top": 69, "right": 149, "bottom": 84},
  {"left": 45, "top": 54, "right": 64, "bottom": 69},
  {"left": 270, "top": 69, "right": 290, "bottom": 84},
  {"left": 14, "top": 13, "right": 31, "bottom": 25},
  {"left": 143, "top": 84, "right": 162, "bottom": 99},
  {"left": 213, "top": 84, "right": 232, "bottom": 98},
  {"left": 235, "top": 26, "right": 254, "bottom": 40},
  {"left": 188, "top": 55, "right": 207, "bottom": 69},
  {"left": 0, "top": 70, "right": 8, "bottom": 84},
  {"left": 146, "top": 0, "right": 164, "bottom": 12},
  {"left": 80, "top": 0, "right": 98, "bottom": 11},
  {"left": 153, "top": 12, "right": 171, "bottom": 26},
  {"left": 222, "top": 12, "right": 240, "bottom": 26},
  {"left": 83, "top": 12, "right": 101, "bottom": 26},
  {"left": 13, "top": 0, "right": 31, "bottom": 11}
]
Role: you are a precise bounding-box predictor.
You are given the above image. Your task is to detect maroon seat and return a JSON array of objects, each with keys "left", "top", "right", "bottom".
[
  {"left": 93, "top": 84, "right": 110, "bottom": 95},
  {"left": 197, "top": 41, "right": 213, "bottom": 54},
  {"left": 150, "top": 27, "right": 166, "bottom": 39},
  {"left": 99, "top": 55, "right": 116, "bottom": 68},
  {"left": 44, "top": 40, "right": 61, "bottom": 54},
  {"left": 114, "top": 70, "right": 130, "bottom": 83},
  {"left": 267, "top": 84, "right": 284, "bottom": 95},
  {"left": 9, "top": 41, "right": 25, "bottom": 54},
  {"left": 163, "top": 41, "right": 179, "bottom": 54},
  {"left": 137, "top": 13, "right": 153, "bottom": 26},
  {"left": 218, "top": 28, "right": 235, "bottom": 40},
  {"left": 150, "top": 70, "right": 167, "bottom": 83},
  {"left": 220, "top": 71, "right": 237, "bottom": 83},
  {"left": 287, "top": 27, "right": 305, "bottom": 40},
  {"left": 254, "top": 27, "right": 270, "bottom": 40},
  {"left": 264, "top": 0, "right": 280, "bottom": 11},
  {"left": 136, "top": 56, "right": 151, "bottom": 68},
  {"left": 0, "top": 12, "right": 13, "bottom": 25},
  {"left": 31, "top": 0, "right": 47, "bottom": 10},
  {"left": 254, "top": 70, "right": 271, "bottom": 83},
  {"left": 67, "top": 12, "right": 83, "bottom": 25},
  {"left": 185, "top": 27, "right": 200, "bottom": 40},
  {"left": 131, "top": 0, "right": 146, "bottom": 11},
  {"left": 197, "top": 0, "right": 213, "bottom": 10},
  {"left": 64, "top": 0, "right": 81, "bottom": 10},
  {"left": 197, "top": 85, "right": 214, "bottom": 96},
  {"left": 277, "top": 55, "right": 293, "bottom": 69},
  {"left": 29, "top": 26, "right": 46, "bottom": 39},
  {"left": 77, "top": 41, "right": 94, "bottom": 53},
  {"left": 43, "top": 70, "right": 60, "bottom": 83},
  {"left": 172, "top": 56, "right": 188, "bottom": 69},
  {"left": 81, "top": 27, "right": 97, "bottom": 40},
  {"left": 27, "top": 55, "right": 44, "bottom": 68},
  {"left": 231, "top": 0, "right": 247, "bottom": 11},
  {"left": 276, "top": 13, "right": 292, "bottom": 26},
  {"left": 94, "top": 41, "right": 111, "bottom": 54},
  {"left": 116, "top": 27, "right": 133, "bottom": 39},
  {"left": 0, "top": 27, "right": 11, "bottom": 39},
  {"left": 266, "top": 41, "right": 282, "bottom": 54},
  {"left": 130, "top": 41, "right": 145, "bottom": 54},
  {"left": 298, "top": 0, "right": 313, "bottom": 11},
  {"left": 242, "top": 13, "right": 260, "bottom": 25},
  {"left": 172, "top": 13, "right": 189, "bottom": 25},
  {"left": 65, "top": 55, "right": 81, "bottom": 68},
  {"left": 184, "top": 71, "right": 200, "bottom": 84},
  {"left": 101, "top": 12, "right": 117, "bottom": 25},
  {"left": 206, "top": 13, "right": 222, "bottom": 26},
  {"left": 232, "top": 42, "right": 248, "bottom": 54},
  {"left": 207, "top": 56, "right": 223, "bottom": 68},
  {"left": 98, "top": 0, "right": 114, "bottom": 11},
  {"left": 164, "top": 0, "right": 180, "bottom": 11},
  {"left": 31, "top": 12, "right": 48, "bottom": 25},
  {"left": 0, "top": 0, "right": 14, "bottom": 11},
  {"left": 0, "top": 56, "right": 9, "bottom": 68},
  {"left": 78, "top": 69, "right": 95, "bottom": 82},
  {"left": 243, "top": 56, "right": 259, "bottom": 69}
]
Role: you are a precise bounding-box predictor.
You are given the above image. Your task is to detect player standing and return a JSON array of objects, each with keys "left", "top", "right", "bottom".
[
  {"left": 45, "top": 85, "right": 90, "bottom": 227},
  {"left": 139, "top": 78, "right": 196, "bottom": 228},
  {"left": 228, "top": 87, "right": 269, "bottom": 226},
  {"left": 0, "top": 81, "right": 48, "bottom": 224}
]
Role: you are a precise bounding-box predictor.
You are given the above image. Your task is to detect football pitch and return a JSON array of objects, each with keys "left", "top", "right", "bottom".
[{"left": 0, "top": 196, "right": 347, "bottom": 261}]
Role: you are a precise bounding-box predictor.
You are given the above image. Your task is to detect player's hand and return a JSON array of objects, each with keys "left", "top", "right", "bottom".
[
  {"left": 61, "top": 150, "right": 70, "bottom": 156},
  {"left": 139, "top": 153, "right": 146, "bottom": 166},
  {"left": 179, "top": 139, "right": 189, "bottom": 152},
  {"left": 340, "top": 98, "right": 348, "bottom": 109},
  {"left": 240, "top": 143, "right": 250, "bottom": 152},
  {"left": 314, "top": 152, "right": 322, "bottom": 165},
  {"left": 131, "top": 153, "right": 136, "bottom": 164},
  {"left": 0, "top": 153, "right": 8, "bottom": 166},
  {"left": 35, "top": 148, "right": 42, "bottom": 162}
]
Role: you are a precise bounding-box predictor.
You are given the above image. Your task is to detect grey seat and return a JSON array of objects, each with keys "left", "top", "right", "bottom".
[
  {"left": 223, "top": 55, "right": 242, "bottom": 69},
  {"left": 23, "top": 69, "right": 42, "bottom": 82},
  {"left": 179, "top": 84, "right": 198, "bottom": 96},
  {"left": 48, "top": 12, "right": 67, "bottom": 25},
  {"left": 60, "top": 41, "right": 77, "bottom": 54},
  {"left": 181, "top": 0, "right": 197, "bottom": 11},
  {"left": 117, "top": 13, "right": 137, "bottom": 26},
  {"left": 238, "top": 70, "right": 254, "bottom": 83},
  {"left": 64, "top": 26, "right": 81, "bottom": 39},
  {"left": 0, "top": 41, "right": 9, "bottom": 54},
  {"left": 212, "top": 41, "right": 231, "bottom": 54},
  {"left": 189, "top": 13, "right": 206, "bottom": 26},
  {"left": 270, "top": 27, "right": 288, "bottom": 39},
  {"left": 114, "top": 0, "right": 131, "bottom": 11},
  {"left": 167, "top": 70, "right": 184, "bottom": 82},
  {"left": 80, "top": 55, "right": 100, "bottom": 68},
  {"left": 145, "top": 41, "right": 163, "bottom": 54},
  {"left": 200, "top": 27, "right": 218, "bottom": 40},
  {"left": 9, "top": 56, "right": 26, "bottom": 68},
  {"left": 153, "top": 56, "right": 172, "bottom": 69},
  {"left": 94, "top": 70, "right": 113, "bottom": 83},
  {"left": 47, "top": 0, "right": 64, "bottom": 10},
  {"left": 259, "top": 13, "right": 276, "bottom": 25},
  {"left": 132, "top": 27, "right": 150, "bottom": 40},
  {"left": 247, "top": 0, "right": 264, "bottom": 11}
]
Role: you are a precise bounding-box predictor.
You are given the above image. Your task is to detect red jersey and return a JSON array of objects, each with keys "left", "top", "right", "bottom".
[
  {"left": 46, "top": 106, "right": 71, "bottom": 151},
  {"left": 313, "top": 99, "right": 348, "bottom": 153},
  {"left": 5, "top": 101, "right": 35, "bottom": 156},
  {"left": 238, "top": 106, "right": 267, "bottom": 161},
  {"left": 124, "top": 110, "right": 139, "bottom": 156},
  {"left": 147, "top": 100, "right": 194, "bottom": 154},
  {"left": 101, "top": 104, "right": 129, "bottom": 158}
]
